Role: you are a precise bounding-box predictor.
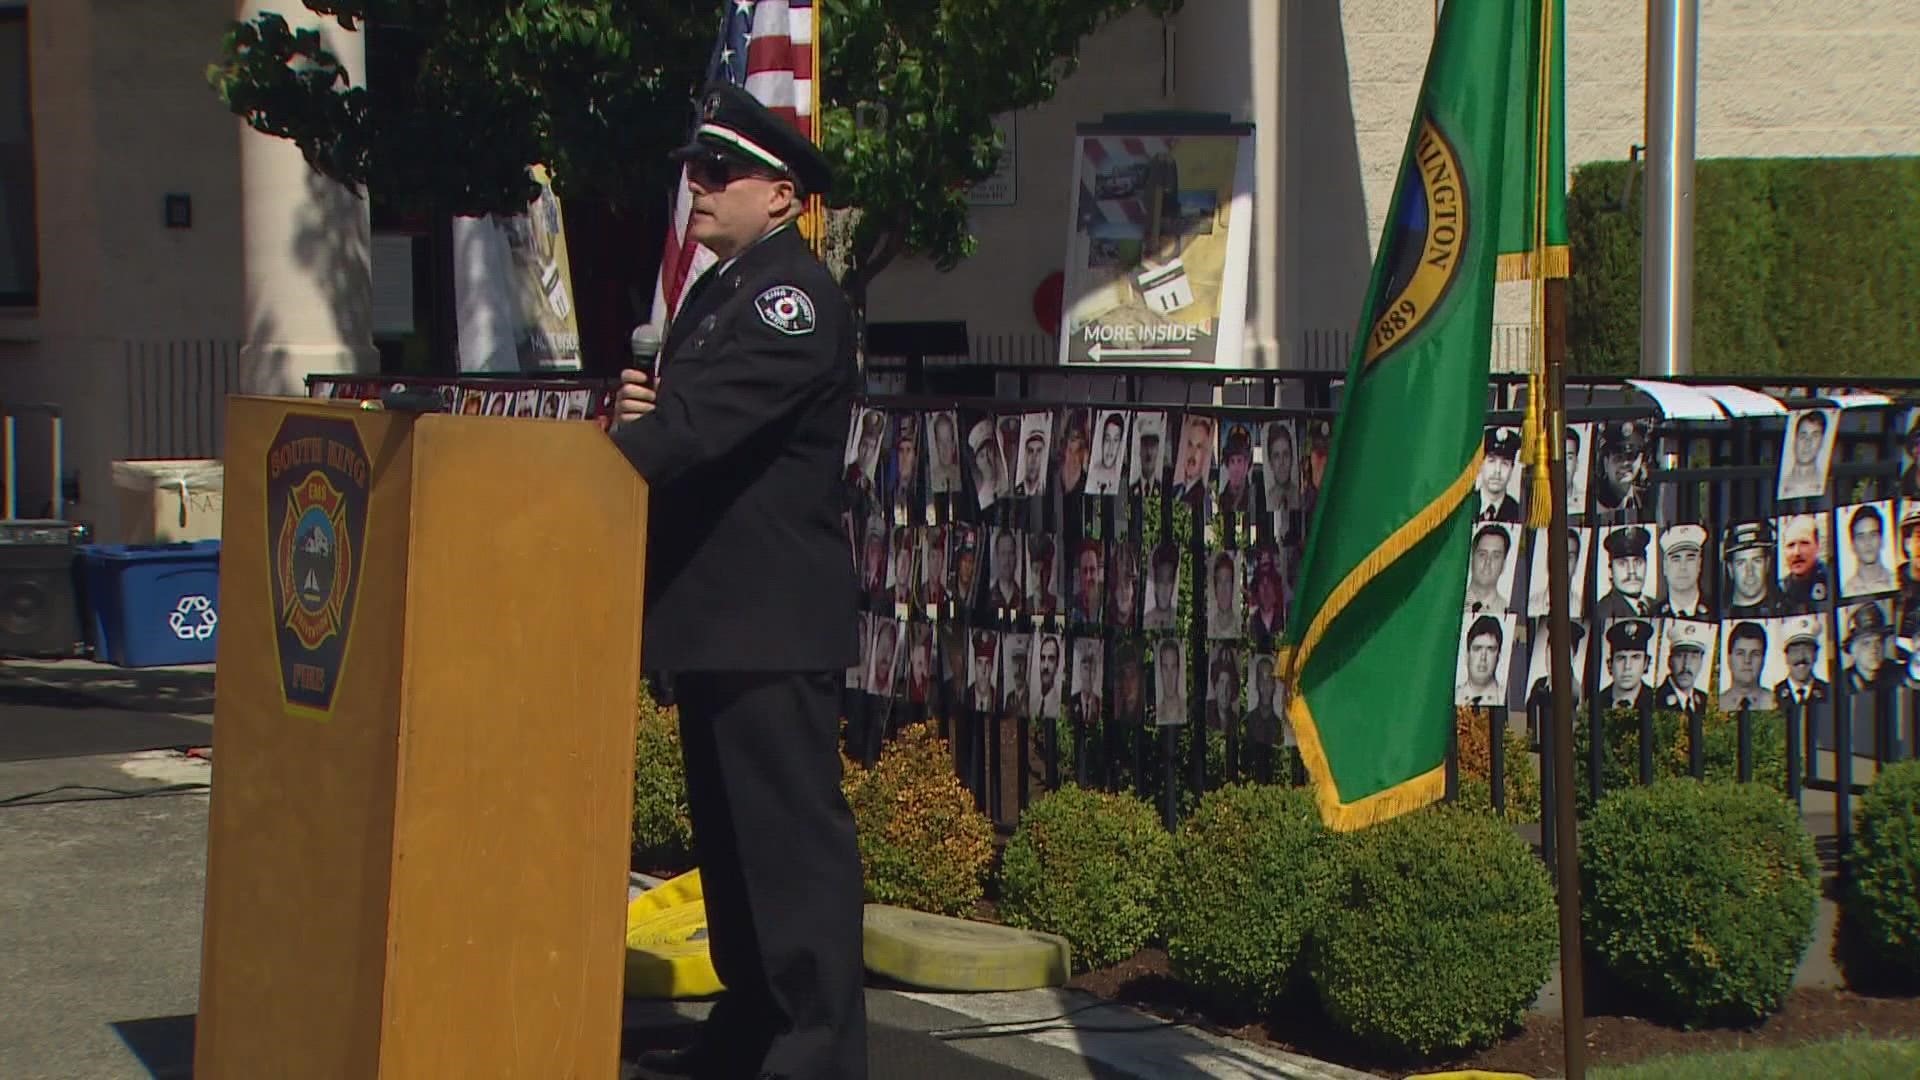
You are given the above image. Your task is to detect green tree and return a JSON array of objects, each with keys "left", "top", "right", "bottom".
[
  {"left": 208, "top": 0, "right": 1186, "bottom": 327},
  {"left": 820, "top": 0, "right": 1184, "bottom": 312},
  {"left": 208, "top": 1, "right": 713, "bottom": 218}
]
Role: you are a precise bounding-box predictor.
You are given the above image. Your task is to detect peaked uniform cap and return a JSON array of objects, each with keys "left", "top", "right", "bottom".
[{"left": 671, "top": 82, "right": 834, "bottom": 197}]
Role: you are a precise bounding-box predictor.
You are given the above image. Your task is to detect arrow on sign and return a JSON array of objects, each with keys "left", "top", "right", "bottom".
[{"left": 1087, "top": 343, "right": 1194, "bottom": 362}]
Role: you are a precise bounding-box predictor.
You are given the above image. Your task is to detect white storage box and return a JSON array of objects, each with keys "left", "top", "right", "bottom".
[{"left": 112, "top": 458, "right": 225, "bottom": 544}]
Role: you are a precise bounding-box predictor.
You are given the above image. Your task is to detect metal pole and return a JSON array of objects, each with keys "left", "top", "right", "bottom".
[
  {"left": 1545, "top": 277, "right": 1588, "bottom": 1080},
  {"left": 1249, "top": 0, "right": 1287, "bottom": 369},
  {"left": 1641, "top": 0, "right": 1698, "bottom": 376}
]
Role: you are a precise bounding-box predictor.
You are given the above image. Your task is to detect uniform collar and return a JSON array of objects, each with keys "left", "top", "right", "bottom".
[{"left": 714, "top": 220, "right": 800, "bottom": 278}]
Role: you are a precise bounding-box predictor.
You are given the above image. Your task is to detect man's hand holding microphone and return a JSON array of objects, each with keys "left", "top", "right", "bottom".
[{"left": 615, "top": 324, "right": 663, "bottom": 427}]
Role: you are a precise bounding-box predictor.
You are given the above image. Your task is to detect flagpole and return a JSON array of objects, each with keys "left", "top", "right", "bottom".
[
  {"left": 1532, "top": 0, "right": 1586, "bottom": 1075},
  {"left": 1544, "top": 274, "right": 1587, "bottom": 1080}
]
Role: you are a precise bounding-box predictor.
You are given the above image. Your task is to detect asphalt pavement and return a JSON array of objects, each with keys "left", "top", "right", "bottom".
[{"left": 0, "top": 661, "right": 1372, "bottom": 1080}]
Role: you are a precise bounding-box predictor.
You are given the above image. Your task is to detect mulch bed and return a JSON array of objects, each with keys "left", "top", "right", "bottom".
[{"left": 1063, "top": 944, "right": 1920, "bottom": 1078}]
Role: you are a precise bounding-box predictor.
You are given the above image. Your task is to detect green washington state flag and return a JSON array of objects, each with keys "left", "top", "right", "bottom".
[{"left": 1280, "top": 0, "right": 1566, "bottom": 831}]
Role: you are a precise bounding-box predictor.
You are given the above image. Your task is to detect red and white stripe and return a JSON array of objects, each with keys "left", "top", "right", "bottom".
[
  {"left": 649, "top": 1, "right": 818, "bottom": 333},
  {"left": 746, "top": 0, "right": 814, "bottom": 135}
]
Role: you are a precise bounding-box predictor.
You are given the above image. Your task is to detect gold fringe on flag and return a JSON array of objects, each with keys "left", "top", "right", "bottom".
[
  {"left": 1282, "top": 451, "right": 1486, "bottom": 830},
  {"left": 1495, "top": 246, "right": 1569, "bottom": 282}
]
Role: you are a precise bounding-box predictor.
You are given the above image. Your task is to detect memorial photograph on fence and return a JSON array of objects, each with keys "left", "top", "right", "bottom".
[{"left": 1056, "top": 123, "right": 1254, "bottom": 368}]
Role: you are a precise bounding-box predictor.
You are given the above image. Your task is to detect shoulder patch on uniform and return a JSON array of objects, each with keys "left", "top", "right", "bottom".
[{"left": 754, "top": 284, "right": 816, "bottom": 336}]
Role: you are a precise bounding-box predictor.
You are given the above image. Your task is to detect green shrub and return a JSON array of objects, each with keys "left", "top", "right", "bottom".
[
  {"left": 631, "top": 685, "right": 694, "bottom": 871},
  {"left": 841, "top": 721, "right": 995, "bottom": 917},
  {"left": 1840, "top": 760, "right": 1920, "bottom": 991},
  {"left": 1160, "top": 783, "right": 1336, "bottom": 1018},
  {"left": 1310, "top": 805, "right": 1557, "bottom": 1062},
  {"left": 1572, "top": 704, "right": 1787, "bottom": 815},
  {"left": 999, "top": 783, "right": 1173, "bottom": 971},
  {"left": 1581, "top": 779, "right": 1819, "bottom": 1028},
  {"left": 1453, "top": 707, "right": 1542, "bottom": 824}
]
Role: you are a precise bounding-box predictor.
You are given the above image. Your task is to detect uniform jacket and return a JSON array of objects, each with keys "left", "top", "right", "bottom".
[
  {"left": 1773, "top": 678, "right": 1831, "bottom": 711},
  {"left": 614, "top": 223, "right": 859, "bottom": 673},
  {"left": 1655, "top": 680, "right": 1706, "bottom": 714}
]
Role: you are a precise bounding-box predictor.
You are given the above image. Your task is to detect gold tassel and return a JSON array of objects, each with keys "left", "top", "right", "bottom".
[
  {"left": 1521, "top": 0, "right": 1560, "bottom": 533},
  {"left": 1522, "top": 367, "right": 1552, "bottom": 529}
]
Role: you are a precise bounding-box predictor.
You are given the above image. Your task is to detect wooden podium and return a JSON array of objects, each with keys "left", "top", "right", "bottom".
[{"left": 195, "top": 396, "right": 648, "bottom": 1079}]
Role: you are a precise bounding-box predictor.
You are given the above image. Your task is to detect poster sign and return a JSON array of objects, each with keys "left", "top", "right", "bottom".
[
  {"left": 1057, "top": 123, "right": 1255, "bottom": 367},
  {"left": 453, "top": 163, "right": 583, "bottom": 371}
]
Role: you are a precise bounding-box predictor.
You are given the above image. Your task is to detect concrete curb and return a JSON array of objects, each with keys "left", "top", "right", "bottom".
[
  {"left": 620, "top": 876, "right": 1381, "bottom": 1079},
  {"left": 896, "top": 988, "right": 1386, "bottom": 1080}
]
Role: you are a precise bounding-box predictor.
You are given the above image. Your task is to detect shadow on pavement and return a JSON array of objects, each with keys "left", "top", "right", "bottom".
[
  {"left": 109, "top": 1014, "right": 195, "bottom": 1079},
  {"left": 0, "top": 665, "right": 213, "bottom": 762},
  {"left": 108, "top": 1012, "right": 1083, "bottom": 1080}
]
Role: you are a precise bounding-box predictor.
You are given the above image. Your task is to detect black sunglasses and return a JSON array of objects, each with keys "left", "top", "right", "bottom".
[{"left": 685, "top": 152, "right": 789, "bottom": 189}]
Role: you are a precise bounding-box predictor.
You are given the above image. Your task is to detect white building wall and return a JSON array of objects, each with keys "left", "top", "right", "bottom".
[
  {"left": 866, "top": 0, "right": 1920, "bottom": 371},
  {"left": 0, "top": 0, "right": 249, "bottom": 536}
]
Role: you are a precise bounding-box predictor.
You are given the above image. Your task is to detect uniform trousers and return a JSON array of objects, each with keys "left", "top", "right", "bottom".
[{"left": 673, "top": 669, "right": 868, "bottom": 1080}]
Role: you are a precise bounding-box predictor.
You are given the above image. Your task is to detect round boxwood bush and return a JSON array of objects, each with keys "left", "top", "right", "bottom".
[
  {"left": 1160, "top": 783, "right": 1335, "bottom": 1018},
  {"left": 1581, "top": 779, "right": 1819, "bottom": 1028},
  {"left": 998, "top": 783, "right": 1173, "bottom": 972},
  {"left": 1840, "top": 759, "right": 1920, "bottom": 991},
  {"left": 1310, "top": 804, "right": 1557, "bottom": 1062},
  {"left": 631, "top": 687, "right": 693, "bottom": 872},
  {"left": 840, "top": 721, "right": 995, "bottom": 917}
]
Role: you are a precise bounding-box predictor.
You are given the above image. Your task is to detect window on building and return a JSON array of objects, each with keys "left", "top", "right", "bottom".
[{"left": 0, "top": 4, "right": 34, "bottom": 307}]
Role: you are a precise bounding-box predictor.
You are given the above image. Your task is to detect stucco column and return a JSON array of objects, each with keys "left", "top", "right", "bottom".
[{"left": 235, "top": 2, "right": 377, "bottom": 396}]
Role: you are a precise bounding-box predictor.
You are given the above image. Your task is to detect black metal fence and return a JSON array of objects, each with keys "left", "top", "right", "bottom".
[
  {"left": 303, "top": 365, "right": 1920, "bottom": 864},
  {"left": 837, "top": 367, "right": 1920, "bottom": 866}
]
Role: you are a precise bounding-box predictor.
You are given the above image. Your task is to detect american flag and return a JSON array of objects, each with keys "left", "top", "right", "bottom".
[{"left": 649, "top": 0, "right": 818, "bottom": 331}]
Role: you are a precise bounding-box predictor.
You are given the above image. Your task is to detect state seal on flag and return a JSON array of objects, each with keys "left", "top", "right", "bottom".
[{"left": 1363, "top": 116, "right": 1468, "bottom": 367}]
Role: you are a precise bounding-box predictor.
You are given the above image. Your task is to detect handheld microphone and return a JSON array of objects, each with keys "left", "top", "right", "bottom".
[
  {"left": 631, "top": 323, "right": 664, "bottom": 381},
  {"left": 614, "top": 324, "right": 665, "bottom": 434}
]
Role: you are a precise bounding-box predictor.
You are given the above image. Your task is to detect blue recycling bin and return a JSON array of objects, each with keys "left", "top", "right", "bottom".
[{"left": 77, "top": 540, "right": 222, "bottom": 667}]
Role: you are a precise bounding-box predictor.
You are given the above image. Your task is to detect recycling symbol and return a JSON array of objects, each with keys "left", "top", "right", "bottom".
[{"left": 169, "top": 595, "right": 218, "bottom": 641}]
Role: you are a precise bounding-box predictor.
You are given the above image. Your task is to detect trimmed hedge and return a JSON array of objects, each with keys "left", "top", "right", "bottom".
[
  {"left": 1310, "top": 806, "right": 1558, "bottom": 1062},
  {"left": 1840, "top": 760, "right": 1920, "bottom": 991},
  {"left": 840, "top": 721, "right": 995, "bottom": 917},
  {"left": 1580, "top": 780, "right": 1819, "bottom": 1028},
  {"left": 1567, "top": 156, "right": 1920, "bottom": 378},
  {"left": 1160, "top": 783, "right": 1336, "bottom": 1018},
  {"left": 999, "top": 783, "right": 1174, "bottom": 972}
]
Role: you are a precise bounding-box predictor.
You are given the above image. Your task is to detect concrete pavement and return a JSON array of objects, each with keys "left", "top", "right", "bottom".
[{"left": 0, "top": 659, "right": 1373, "bottom": 1079}]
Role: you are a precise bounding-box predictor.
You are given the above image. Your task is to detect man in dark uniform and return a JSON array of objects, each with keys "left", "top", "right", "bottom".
[
  {"left": 1598, "top": 618, "right": 1655, "bottom": 713},
  {"left": 1592, "top": 420, "right": 1648, "bottom": 521},
  {"left": 611, "top": 83, "right": 866, "bottom": 1080},
  {"left": 1841, "top": 601, "right": 1897, "bottom": 692},
  {"left": 1652, "top": 524, "right": 1713, "bottom": 619},
  {"left": 1894, "top": 503, "right": 1919, "bottom": 638},
  {"left": 1772, "top": 615, "right": 1832, "bottom": 712},
  {"left": 1593, "top": 525, "right": 1655, "bottom": 620},
  {"left": 1474, "top": 427, "right": 1524, "bottom": 523},
  {"left": 1654, "top": 618, "right": 1713, "bottom": 715},
  {"left": 1777, "top": 513, "right": 1833, "bottom": 615},
  {"left": 1723, "top": 521, "right": 1784, "bottom": 619}
]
